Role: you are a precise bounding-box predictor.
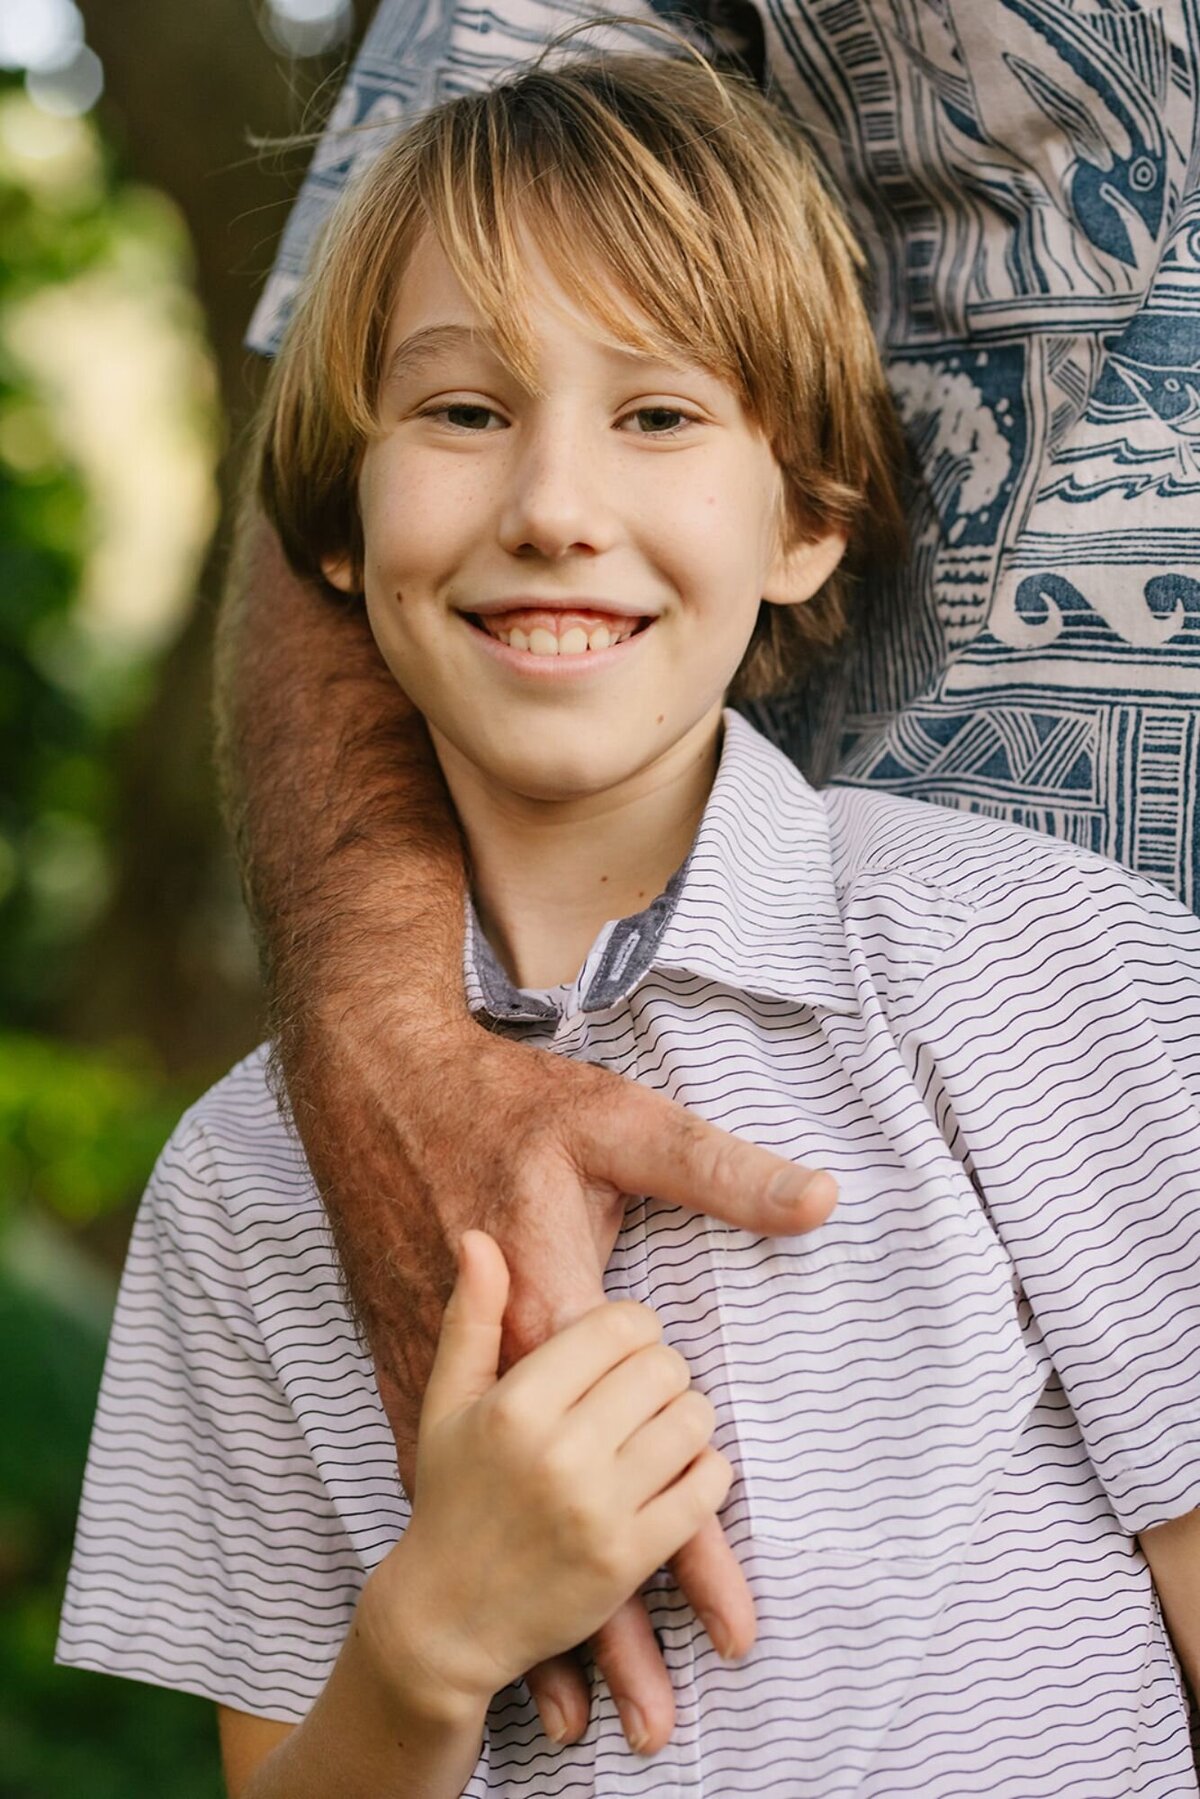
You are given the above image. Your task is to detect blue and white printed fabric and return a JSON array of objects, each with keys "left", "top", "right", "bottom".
[{"left": 247, "top": 0, "right": 1200, "bottom": 911}]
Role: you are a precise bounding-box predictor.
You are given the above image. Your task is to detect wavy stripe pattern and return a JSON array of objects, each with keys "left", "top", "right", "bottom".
[{"left": 58, "top": 715, "right": 1200, "bottom": 1794}]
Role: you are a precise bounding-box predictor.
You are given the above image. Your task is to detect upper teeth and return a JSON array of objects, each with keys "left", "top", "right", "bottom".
[{"left": 483, "top": 619, "right": 636, "bottom": 655}]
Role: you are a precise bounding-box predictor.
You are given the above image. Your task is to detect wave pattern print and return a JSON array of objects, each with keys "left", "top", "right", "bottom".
[
  {"left": 57, "top": 716, "right": 1200, "bottom": 1795},
  {"left": 247, "top": 0, "right": 1200, "bottom": 911},
  {"left": 734, "top": 0, "right": 1200, "bottom": 908}
]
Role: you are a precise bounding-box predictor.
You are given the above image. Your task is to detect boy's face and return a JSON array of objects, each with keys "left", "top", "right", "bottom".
[{"left": 325, "top": 232, "right": 844, "bottom": 807}]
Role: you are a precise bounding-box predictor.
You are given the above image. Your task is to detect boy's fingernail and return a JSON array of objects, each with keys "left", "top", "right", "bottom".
[
  {"left": 541, "top": 1698, "right": 568, "bottom": 1743},
  {"left": 698, "top": 1611, "right": 734, "bottom": 1658},
  {"left": 618, "top": 1699, "right": 649, "bottom": 1752}
]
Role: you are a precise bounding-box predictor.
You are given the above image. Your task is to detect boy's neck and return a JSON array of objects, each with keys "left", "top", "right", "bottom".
[{"left": 431, "top": 709, "right": 723, "bottom": 991}]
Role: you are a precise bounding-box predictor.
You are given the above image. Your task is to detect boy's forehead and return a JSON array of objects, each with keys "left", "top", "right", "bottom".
[{"left": 383, "top": 228, "right": 724, "bottom": 388}]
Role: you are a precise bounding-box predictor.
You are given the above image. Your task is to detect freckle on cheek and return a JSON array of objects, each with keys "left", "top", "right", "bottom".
[{"left": 655, "top": 714, "right": 665, "bottom": 725}]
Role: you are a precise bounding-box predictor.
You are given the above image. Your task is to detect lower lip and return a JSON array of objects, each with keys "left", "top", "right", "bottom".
[{"left": 461, "top": 616, "right": 655, "bottom": 679}]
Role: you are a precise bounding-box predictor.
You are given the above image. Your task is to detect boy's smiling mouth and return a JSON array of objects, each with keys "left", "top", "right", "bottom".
[{"left": 463, "top": 606, "right": 655, "bottom": 658}]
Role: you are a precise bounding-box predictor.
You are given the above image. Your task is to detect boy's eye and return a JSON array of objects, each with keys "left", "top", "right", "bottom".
[
  {"left": 624, "top": 407, "right": 691, "bottom": 437},
  {"left": 421, "top": 404, "right": 501, "bottom": 431}
]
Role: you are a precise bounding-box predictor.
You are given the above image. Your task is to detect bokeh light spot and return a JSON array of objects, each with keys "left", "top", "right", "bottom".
[
  {"left": 0, "top": 0, "right": 84, "bottom": 73},
  {"left": 26, "top": 44, "right": 104, "bottom": 119},
  {"left": 263, "top": 0, "right": 354, "bottom": 58}
]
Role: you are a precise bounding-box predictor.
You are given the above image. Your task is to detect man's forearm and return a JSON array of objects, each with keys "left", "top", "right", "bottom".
[
  {"left": 214, "top": 501, "right": 468, "bottom": 1034},
  {"left": 214, "top": 500, "right": 477, "bottom": 1395}
]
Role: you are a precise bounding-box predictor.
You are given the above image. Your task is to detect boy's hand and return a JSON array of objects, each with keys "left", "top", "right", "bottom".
[{"left": 367, "top": 1232, "right": 734, "bottom": 1716}]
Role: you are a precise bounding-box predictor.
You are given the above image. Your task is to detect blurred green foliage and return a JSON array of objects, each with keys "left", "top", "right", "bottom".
[
  {"left": 0, "top": 1032, "right": 186, "bottom": 1226},
  {"left": 0, "top": 86, "right": 147, "bottom": 1027},
  {"left": 0, "top": 74, "right": 223, "bottom": 1798}
]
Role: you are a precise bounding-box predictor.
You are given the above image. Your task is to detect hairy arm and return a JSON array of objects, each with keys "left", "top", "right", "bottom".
[
  {"left": 216, "top": 504, "right": 469, "bottom": 1402},
  {"left": 215, "top": 506, "right": 835, "bottom": 1751}
]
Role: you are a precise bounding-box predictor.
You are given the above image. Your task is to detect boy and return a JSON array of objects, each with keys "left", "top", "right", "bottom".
[{"left": 59, "top": 48, "right": 1200, "bottom": 1797}]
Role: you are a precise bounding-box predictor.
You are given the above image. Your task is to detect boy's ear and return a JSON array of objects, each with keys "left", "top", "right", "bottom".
[
  {"left": 762, "top": 526, "right": 847, "bottom": 609},
  {"left": 320, "top": 552, "right": 357, "bottom": 594}
]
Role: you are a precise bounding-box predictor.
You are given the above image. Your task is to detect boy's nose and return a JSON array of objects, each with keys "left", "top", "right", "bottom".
[{"left": 497, "top": 422, "right": 617, "bottom": 561}]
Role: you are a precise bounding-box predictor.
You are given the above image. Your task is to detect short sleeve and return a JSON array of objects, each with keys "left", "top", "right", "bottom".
[
  {"left": 247, "top": 0, "right": 673, "bottom": 356},
  {"left": 55, "top": 1111, "right": 367, "bottom": 1721},
  {"left": 898, "top": 850, "right": 1200, "bottom": 1537}
]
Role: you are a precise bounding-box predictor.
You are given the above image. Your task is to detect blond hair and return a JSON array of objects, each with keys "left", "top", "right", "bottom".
[{"left": 259, "top": 45, "right": 904, "bottom": 699}]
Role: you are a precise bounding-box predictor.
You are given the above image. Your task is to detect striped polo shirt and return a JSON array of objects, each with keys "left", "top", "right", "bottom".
[{"left": 58, "top": 713, "right": 1200, "bottom": 1795}]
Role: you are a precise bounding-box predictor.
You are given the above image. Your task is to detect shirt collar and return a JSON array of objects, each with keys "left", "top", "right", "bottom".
[
  {"left": 650, "top": 710, "right": 857, "bottom": 1012},
  {"left": 464, "top": 708, "right": 857, "bottom": 1023}
]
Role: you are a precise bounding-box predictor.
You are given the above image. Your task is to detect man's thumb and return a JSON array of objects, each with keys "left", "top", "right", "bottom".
[{"left": 421, "top": 1230, "right": 510, "bottom": 1427}]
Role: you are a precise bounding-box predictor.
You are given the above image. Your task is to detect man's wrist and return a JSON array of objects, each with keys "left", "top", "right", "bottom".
[{"left": 277, "top": 889, "right": 476, "bottom": 1083}]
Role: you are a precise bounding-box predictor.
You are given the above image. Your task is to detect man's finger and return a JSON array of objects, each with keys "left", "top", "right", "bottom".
[
  {"left": 572, "top": 1078, "right": 837, "bottom": 1234},
  {"left": 526, "top": 1649, "right": 592, "bottom": 1746},
  {"left": 590, "top": 1593, "right": 676, "bottom": 1755},
  {"left": 670, "top": 1514, "right": 756, "bottom": 1660}
]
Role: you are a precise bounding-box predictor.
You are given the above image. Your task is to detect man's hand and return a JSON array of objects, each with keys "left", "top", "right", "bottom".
[{"left": 291, "top": 997, "right": 835, "bottom": 1756}]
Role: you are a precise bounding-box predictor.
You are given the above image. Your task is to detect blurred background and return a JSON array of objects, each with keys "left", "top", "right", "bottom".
[{"left": 1, "top": 2, "right": 370, "bottom": 1790}]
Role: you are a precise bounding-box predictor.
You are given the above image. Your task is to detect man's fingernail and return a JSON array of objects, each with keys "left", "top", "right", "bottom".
[
  {"left": 698, "top": 1611, "right": 735, "bottom": 1659},
  {"left": 541, "top": 1698, "right": 568, "bottom": 1744},
  {"left": 768, "top": 1168, "right": 832, "bottom": 1213},
  {"left": 618, "top": 1699, "right": 649, "bottom": 1752}
]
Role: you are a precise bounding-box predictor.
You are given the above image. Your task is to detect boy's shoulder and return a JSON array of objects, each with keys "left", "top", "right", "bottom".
[
  {"left": 818, "top": 773, "right": 1177, "bottom": 921},
  {"left": 708, "top": 717, "right": 1196, "bottom": 1010},
  {"left": 142, "top": 1046, "right": 342, "bottom": 1345},
  {"left": 735, "top": 709, "right": 1156, "bottom": 917},
  {"left": 172, "top": 1037, "right": 292, "bottom": 1144},
  {"left": 155, "top": 1042, "right": 317, "bottom": 1224}
]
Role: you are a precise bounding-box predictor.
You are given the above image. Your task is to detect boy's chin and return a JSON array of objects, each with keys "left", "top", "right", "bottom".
[{"left": 502, "top": 758, "right": 635, "bottom": 805}]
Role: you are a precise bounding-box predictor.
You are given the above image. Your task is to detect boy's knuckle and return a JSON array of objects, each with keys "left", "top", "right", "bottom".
[
  {"left": 705, "top": 1448, "right": 734, "bottom": 1504},
  {"left": 540, "top": 1433, "right": 584, "bottom": 1497},
  {"left": 580, "top": 1531, "right": 623, "bottom": 1586},
  {"left": 483, "top": 1386, "right": 530, "bottom": 1445},
  {"left": 672, "top": 1107, "right": 719, "bottom": 1167},
  {"left": 696, "top": 1131, "right": 742, "bottom": 1194},
  {"left": 681, "top": 1388, "right": 716, "bottom": 1438},
  {"left": 606, "top": 1300, "right": 658, "bottom": 1350},
  {"left": 665, "top": 1344, "right": 693, "bottom": 1390}
]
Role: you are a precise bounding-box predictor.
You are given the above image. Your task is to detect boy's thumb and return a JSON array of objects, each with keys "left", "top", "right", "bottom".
[{"left": 422, "top": 1230, "right": 510, "bottom": 1427}]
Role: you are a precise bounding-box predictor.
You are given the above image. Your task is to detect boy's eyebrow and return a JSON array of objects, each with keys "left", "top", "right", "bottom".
[
  {"left": 384, "top": 322, "right": 714, "bottom": 386},
  {"left": 384, "top": 324, "right": 497, "bottom": 384}
]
